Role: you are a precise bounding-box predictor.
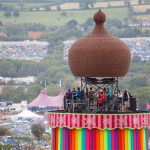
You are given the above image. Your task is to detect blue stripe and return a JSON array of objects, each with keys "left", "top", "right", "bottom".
[
  {"left": 82, "top": 128, "right": 86, "bottom": 150},
  {"left": 108, "top": 130, "right": 112, "bottom": 150}
]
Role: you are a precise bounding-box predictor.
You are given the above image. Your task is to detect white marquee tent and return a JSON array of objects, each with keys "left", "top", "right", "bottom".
[{"left": 15, "top": 110, "right": 43, "bottom": 119}]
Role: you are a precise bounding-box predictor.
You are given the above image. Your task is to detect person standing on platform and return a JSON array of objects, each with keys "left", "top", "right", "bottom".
[
  {"left": 76, "top": 87, "right": 81, "bottom": 101},
  {"left": 123, "top": 89, "right": 131, "bottom": 111},
  {"left": 66, "top": 89, "right": 72, "bottom": 100},
  {"left": 88, "top": 87, "right": 95, "bottom": 108},
  {"left": 72, "top": 88, "right": 76, "bottom": 101},
  {"left": 98, "top": 91, "right": 103, "bottom": 109}
]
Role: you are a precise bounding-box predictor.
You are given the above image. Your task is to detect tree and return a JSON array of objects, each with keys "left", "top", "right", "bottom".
[
  {"left": 44, "top": 6, "right": 51, "bottom": 11},
  {"left": 31, "top": 124, "right": 45, "bottom": 141},
  {"left": 0, "top": 127, "right": 8, "bottom": 136},
  {"left": 0, "top": 21, "right": 3, "bottom": 26},
  {"left": 46, "top": 84, "right": 64, "bottom": 96},
  {"left": 138, "top": 0, "right": 142, "bottom": 4},
  {"left": 132, "top": 87, "right": 150, "bottom": 110},
  {"left": 129, "top": 76, "right": 148, "bottom": 90},
  {"left": 1, "top": 86, "right": 15, "bottom": 101},
  {"left": 132, "top": 56, "right": 141, "bottom": 63},
  {"left": 27, "top": 84, "right": 42, "bottom": 102},
  {"left": 19, "top": 0, "right": 25, "bottom": 9},
  {"left": 124, "top": 0, "right": 131, "bottom": 6},
  {"left": 1, "top": 86, "right": 27, "bottom": 103},
  {"left": 60, "top": 11, "right": 67, "bottom": 17},
  {"left": 79, "top": 0, "right": 94, "bottom": 9},
  {"left": 4, "top": 10, "right": 11, "bottom": 17},
  {"left": 11, "top": 87, "right": 27, "bottom": 103},
  {"left": 57, "top": 6, "right": 61, "bottom": 11},
  {"left": 13, "top": 10, "right": 20, "bottom": 17}
]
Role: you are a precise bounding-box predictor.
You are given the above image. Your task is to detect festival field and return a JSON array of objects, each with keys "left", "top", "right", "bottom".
[{"left": 0, "top": 7, "right": 129, "bottom": 26}]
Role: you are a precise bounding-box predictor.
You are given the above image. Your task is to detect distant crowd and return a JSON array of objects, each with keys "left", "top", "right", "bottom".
[
  {"left": 0, "top": 41, "right": 48, "bottom": 61},
  {"left": 65, "top": 87, "right": 136, "bottom": 112}
]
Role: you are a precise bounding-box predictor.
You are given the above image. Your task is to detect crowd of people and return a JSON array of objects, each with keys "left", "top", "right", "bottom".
[
  {"left": 65, "top": 87, "right": 136, "bottom": 112},
  {"left": 0, "top": 41, "right": 49, "bottom": 61}
]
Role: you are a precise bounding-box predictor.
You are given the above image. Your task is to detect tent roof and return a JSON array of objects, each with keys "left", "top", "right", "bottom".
[
  {"left": 28, "top": 90, "right": 65, "bottom": 108},
  {"left": 15, "top": 110, "right": 43, "bottom": 118}
]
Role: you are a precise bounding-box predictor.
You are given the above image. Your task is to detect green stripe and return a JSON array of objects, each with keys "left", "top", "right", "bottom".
[
  {"left": 143, "top": 128, "right": 146, "bottom": 150},
  {"left": 60, "top": 128, "right": 63, "bottom": 150},
  {"left": 128, "top": 129, "right": 131, "bottom": 150},
  {"left": 130, "top": 129, "right": 134, "bottom": 150},
  {"left": 82, "top": 128, "right": 86, "bottom": 150},
  {"left": 58, "top": 128, "right": 60, "bottom": 150},
  {"left": 78, "top": 129, "right": 82, "bottom": 150},
  {"left": 104, "top": 129, "right": 108, "bottom": 150}
]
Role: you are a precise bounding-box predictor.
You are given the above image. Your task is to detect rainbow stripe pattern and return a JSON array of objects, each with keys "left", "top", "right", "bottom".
[{"left": 52, "top": 127, "right": 148, "bottom": 150}]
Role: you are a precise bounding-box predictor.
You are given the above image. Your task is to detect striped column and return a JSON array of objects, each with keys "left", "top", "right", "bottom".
[{"left": 51, "top": 127, "right": 148, "bottom": 150}]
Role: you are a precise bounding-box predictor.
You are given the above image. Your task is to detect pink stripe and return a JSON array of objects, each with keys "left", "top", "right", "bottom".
[
  {"left": 52, "top": 128, "right": 56, "bottom": 150},
  {"left": 117, "top": 115, "right": 120, "bottom": 128},
  {"left": 86, "top": 129, "right": 90, "bottom": 150},
  {"left": 109, "top": 115, "right": 112, "bottom": 128},
  {"left": 49, "top": 114, "right": 51, "bottom": 126},
  {"left": 137, "top": 114, "right": 140, "bottom": 128},
  {"left": 114, "top": 115, "right": 117, "bottom": 128},
  {"left": 98, "top": 115, "right": 101, "bottom": 128},
  {"left": 68, "top": 114, "right": 71, "bottom": 126},
  {"left": 56, "top": 114, "right": 59, "bottom": 126},
  {"left": 129, "top": 115, "right": 131, "bottom": 127},
  {"left": 93, "top": 115, "right": 96, "bottom": 128},
  {"left": 134, "top": 130, "right": 137, "bottom": 150},
  {"left": 146, "top": 114, "right": 149, "bottom": 126},
  {"left": 124, "top": 115, "right": 127, "bottom": 128},
  {"left": 112, "top": 130, "right": 115, "bottom": 150},
  {"left": 54, "top": 114, "right": 56, "bottom": 126},
  {"left": 120, "top": 115, "right": 123, "bottom": 129},
  {"left": 63, "top": 113, "right": 66, "bottom": 126}
]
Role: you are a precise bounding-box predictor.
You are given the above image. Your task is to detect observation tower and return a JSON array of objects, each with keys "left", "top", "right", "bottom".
[{"left": 47, "top": 10, "right": 150, "bottom": 150}]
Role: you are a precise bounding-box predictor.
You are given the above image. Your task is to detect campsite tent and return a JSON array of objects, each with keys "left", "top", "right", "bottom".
[{"left": 28, "top": 90, "right": 65, "bottom": 111}]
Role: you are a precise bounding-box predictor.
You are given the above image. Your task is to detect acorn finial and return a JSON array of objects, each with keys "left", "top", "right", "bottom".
[{"left": 93, "top": 9, "right": 106, "bottom": 24}]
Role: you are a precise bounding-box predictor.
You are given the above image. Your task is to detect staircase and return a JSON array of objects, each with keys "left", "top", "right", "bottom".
[{"left": 91, "top": 97, "right": 120, "bottom": 113}]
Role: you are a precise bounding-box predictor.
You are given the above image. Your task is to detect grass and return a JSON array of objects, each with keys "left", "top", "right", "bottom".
[
  {"left": 133, "top": 5, "right": 150, "bottom": 12},
  {"left": 24, "top": 3, "right": 52, "bottom": 8},
  {"left": 0, "top": 2, "right": 54, "bottom": 8},
  {"left": 136, "top": 15, "right": 150, "bottom": 20},
  {"left": 0, "top": 7, "right": 129, "bottom": 26}
]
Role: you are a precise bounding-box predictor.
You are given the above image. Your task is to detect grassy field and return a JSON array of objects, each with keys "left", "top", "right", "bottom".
[
  {"left": 133, "top": 5, "right": 150, "bottom": 12},
  {"left": 136, "top": 15, "right": 150, "bottom": 20},
  {"left": 0, "top": 7, "right": 129, "bottom": 26},
  {"left": 0, "top": 1, "right": 54, "bottom": 9}
]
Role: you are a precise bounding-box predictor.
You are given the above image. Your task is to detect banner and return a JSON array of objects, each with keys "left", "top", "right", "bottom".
[{"left": 47, "top": 113, "right": 150, "bottom": 129}]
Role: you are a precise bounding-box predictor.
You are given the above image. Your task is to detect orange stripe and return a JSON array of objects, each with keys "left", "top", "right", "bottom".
[
  {"left": 72, "top": 129, "right": 76, "bottom": 150},
  {"left": 139, "top": 129, "right": 143, "bottom": 150},
  {"left": 96, "top": 129, "right": 100, "bottom": 150},
  {"left": 75, "top": 129, "right": 78, "bottom": 150}
]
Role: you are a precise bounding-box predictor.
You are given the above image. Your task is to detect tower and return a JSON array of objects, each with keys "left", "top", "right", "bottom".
[{"left": 48, "top": 10, "right": 149, "bottom": 150}]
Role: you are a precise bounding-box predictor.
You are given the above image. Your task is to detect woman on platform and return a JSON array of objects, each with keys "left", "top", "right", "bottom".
[{"left": 98, "top": 92, "right": 103, "bottom": 109}]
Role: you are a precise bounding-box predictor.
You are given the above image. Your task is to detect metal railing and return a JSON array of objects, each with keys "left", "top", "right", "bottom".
[{"left": 64, "top": 96, "right": 136, "bottom": 113}]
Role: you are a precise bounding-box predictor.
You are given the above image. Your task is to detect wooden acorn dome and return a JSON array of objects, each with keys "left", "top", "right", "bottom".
[{"left": 68, "top": 10, "right": 131, "bottom": 77}]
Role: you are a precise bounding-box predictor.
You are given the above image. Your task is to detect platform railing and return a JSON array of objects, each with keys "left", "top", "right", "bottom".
[{"left": 64, "top": 96, "right": 136, "bottom": 113}]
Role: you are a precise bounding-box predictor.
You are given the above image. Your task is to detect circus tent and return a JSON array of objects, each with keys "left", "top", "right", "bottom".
[{"left": 28, "top": 90, "right": 65, "bottom": 111}]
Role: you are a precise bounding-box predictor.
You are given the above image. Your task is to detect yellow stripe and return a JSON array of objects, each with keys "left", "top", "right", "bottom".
[
  {"left": 124, "top": 129, "right": 128, "bottom": 150},
  {"left": 100, "top": 130, "right": 104, "bottom": 150}
]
